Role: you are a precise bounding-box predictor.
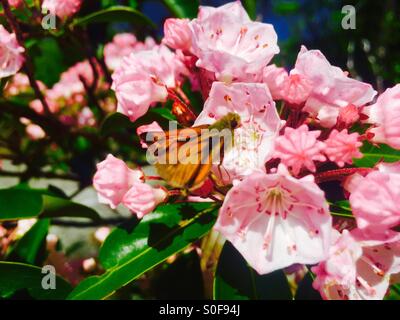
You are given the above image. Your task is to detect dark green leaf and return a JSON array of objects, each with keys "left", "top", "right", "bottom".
[
  {"left": 214, "top": 242, "right": 293, "bottom": 300},
  {"left": 71, "top": 6, "right": 155, "bottom": 29},
  {"left": 0, "top": 188, "right": 43, "bottom": 220},
  {"left": 242, "top": 0, "right": 257, "bottom": 20},
  {"left": 162, "top": 0, "right": 199, "bottom": 19},
  {"left": 0, "top": 187, "right": 100, "bottom": 221},
  {"left": 29, "top": 38, "right": 66, "bottom": 87},
  {"left": 273, "top": 1, "right": 300, "bottom": 15},
  {"left": 152, "top": 251, "right": 204, "bottom": 299},
  {"left": 7, "top": 219, "right": 49, "bottom": 265},
  {"left": 295, "top": 272, "right": 322, "bottom": 300},
  {"left": 354, "top": 142, "right": 400, "bottom": 168},
  {"left": 0, "top": 262, "right": 72, "bottom": 300},
  {"left": 149, "top": 107, "right": 176, "bottom": 121},
  {"left": 68, "top": 203, "right": 218, "bottom": 300},
  {"left": 100, "top": 112, "right": 136, "bottom": 137},
  {"left": 40, "top": 195, "right": 101, "bottom": 221}
]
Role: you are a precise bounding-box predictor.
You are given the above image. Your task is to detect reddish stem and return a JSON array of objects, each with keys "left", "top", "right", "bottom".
[
  {"left": 315, "top": 167, "right": 374, "bottom": 184},
  {"left": 168, "top": 190, "right": 182, "bottom": 196},
  {"left": 145, "top": 176, "right": 164, "bottom": 181}
]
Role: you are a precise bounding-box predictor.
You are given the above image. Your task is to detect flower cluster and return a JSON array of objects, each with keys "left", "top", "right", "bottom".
[{"left": 27, "top": 1, "right": 395, "bottom": 300}]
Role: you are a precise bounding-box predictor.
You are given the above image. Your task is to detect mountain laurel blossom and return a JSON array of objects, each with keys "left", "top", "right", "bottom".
[
  {"left": 364, "top": 84, "right": 400, "bottom": 150},
  {"left": 274, "top": 125, "right": 326, "bottom": 175},
  {"left": 86, "top": 1, "right": 400, "bottom": 300},
  {"left": 215, "top": 165, "right": 332, "bottom": 274},
  {"left": 189, "top": 1, "right": 279, "bottom": 82},
  {"left": 0, "top": 25, "right": 24, "bottom": 79}
]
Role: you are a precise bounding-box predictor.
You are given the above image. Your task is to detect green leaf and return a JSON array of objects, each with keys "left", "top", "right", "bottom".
[
  {"left": 273, "top": 1, "right": 300, "bottom": 15},
  {"left": 29, "top": 38, "right": 66, "bottom": 87},
  {"left": 71, "top": 6, "right": 155, "bottom": 29},
  {"left": 330, "top": 200, "right": 353, "bottom": 218},
  {"left": 0, "top": 188, "right": 43, "bottom": 220},
  {"left": 242, "top": 0, "right": 257, "bottom": 20},
  {"left": 385, "top": 284, "right": 400, "bottom": 300},
  {"left": 214, "top": 242, "right": 293, "bottom": 300},
  {"left": 162, "top": 0, "right": 199, "bottom": 19},
  {"left": 7, "top": 219, "right": 49, "bottom": 265},
  {"left": 68, "top": 203, "right": 218, "bottom": 300},
  {"left": 40, "top": 195, "right": 101, "bottom": 221},
  {"left": 152, "top": 251, "right": 205, "bottom": 299},
  {"left": 0, "top": 262, "right": 72, "bottom": 300},
  {"left": 100, "top": 112, "right": 136, "bottom": 137},
  {"left": 354, "top": 142, "right": 400, "bottom": 168},
  {"left": 295, "top": 272, "right": 322, "bottom": 300},
  {"left": 100, "top": 109, "right": 176, "bottom": 137},
  {"left": 0, "top": 187, "right": 100, "bottom": 221},
  {"left": 149, "top": 107, "right": 176, "bottom": 121}
]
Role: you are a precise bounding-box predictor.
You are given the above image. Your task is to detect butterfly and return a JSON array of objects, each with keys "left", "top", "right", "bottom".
[{"left": 145, "top": 113, "right": 241, "bottom": 190}]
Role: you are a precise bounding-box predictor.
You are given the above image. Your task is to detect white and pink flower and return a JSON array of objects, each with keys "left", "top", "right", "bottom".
[
  {"left": 313, "top": 229, "right": 400, "bottom": 300},
  {"left": 104, "top": 33, "right": 156, "bottom": 71},
  {"left": 292, "top": 46, "right": 376, "bottom": 127},
  {"left": 347, "top": 162, "right": 400, "bottom": 233},
  {"left": 364, "top": 84, "right": 400, "bottom": 150},
  {"left": 215, "top": 165, "right": 332, "bottom": 274},
  {"left": 0, "top": 25, "right": 24, "bottom": 79},
  {"left": 189, "top": 1, "right": 279, "bottom": 82},
  {"left": 42, "top": 0, "right": 82, "bottom": 20},
  {"left": 112, "top": 45, "right": 188, "bottom": 122}
]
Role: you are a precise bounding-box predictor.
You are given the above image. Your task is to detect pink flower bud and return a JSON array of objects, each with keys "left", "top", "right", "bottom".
[
  {"left": 93, "top": 154, "right": 144, "bottom": 209},
  {"left": 26, "top": 124, "right": 46, "bottom": 140},
  {"left": 163, "top": 18, "right": 192, "bottom": 52},
  {"left": 122, "top": 183, "right": 167, "bottom": 219}
]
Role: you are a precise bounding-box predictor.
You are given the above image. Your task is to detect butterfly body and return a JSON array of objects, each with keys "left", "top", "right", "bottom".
[{"left": 150, "top": 113, "right": 241, "bottom": 190}]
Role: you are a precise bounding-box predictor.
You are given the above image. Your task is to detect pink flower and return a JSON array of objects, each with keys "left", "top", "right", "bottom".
[
  {"left": 93, "top": 154, "right": 144, "bottom": 209},
  {"left": 42, "top": 0, "right": 82, "bottom": 20},
  {"left": 189, "top": 1, "right": 279, "bottom": 82},
  {"left": 364, "top": 85, "right": 400, "bottom": 150},
  {"left": 274, "top": 125, "right": 326, "bottom": 175},
  {"left": 281, "top": 73, "right": 313, "bottom": 105},
  {"left": 195, "top": 82, "right": 282, "bottom": 179},
  {"left": 262, "top": 64, "right": 288, "bottom": 100},
  {"left": 104, "top": 33, "right": 139, "bottom": 71},
  {"left": 293, "top": 46, "right": 376, "bottom": 127},
  {"left": 348, "top": 162, "right": 400, "bottom": 232},
  {"left": 122, "top": 184, "right": 167, "bottom": 219},
  {"left": 77, "top": 107, "right": 96, "bottom": 127},
  {"left": 0, "top": 25, "right": 24, "bottom": 79},
  {"left": 215, "top": 165, "right": 332, "bottom": 275},
  {"left": 163, "top": 18, "right": 192, "bottom": 52},
  {"left": 137, "top": 121, "right": 163, "bottom": 148},
  {"left": 104, "top": 34, "right": 156, "bottom": 71},
  {"left": 26, "top": 124, "right": 46, "bottom": 140},
  {"left": 112, "top": 45, "right": 188, "bottom": 122},
  {"left": 48, "top": 60, "right": 102, "bottom": 105},
  {"left": 8, "top": 0, "right": 23, "bottom": 8},
  {"left": 5, "top": 73, "right": 46, "bottom": 96},
  {"left": 313, "top": 229, "right": 400, "bottom": 300},
  {"left": 324, "top": 129, "right": 363, "bottom": 167}
]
